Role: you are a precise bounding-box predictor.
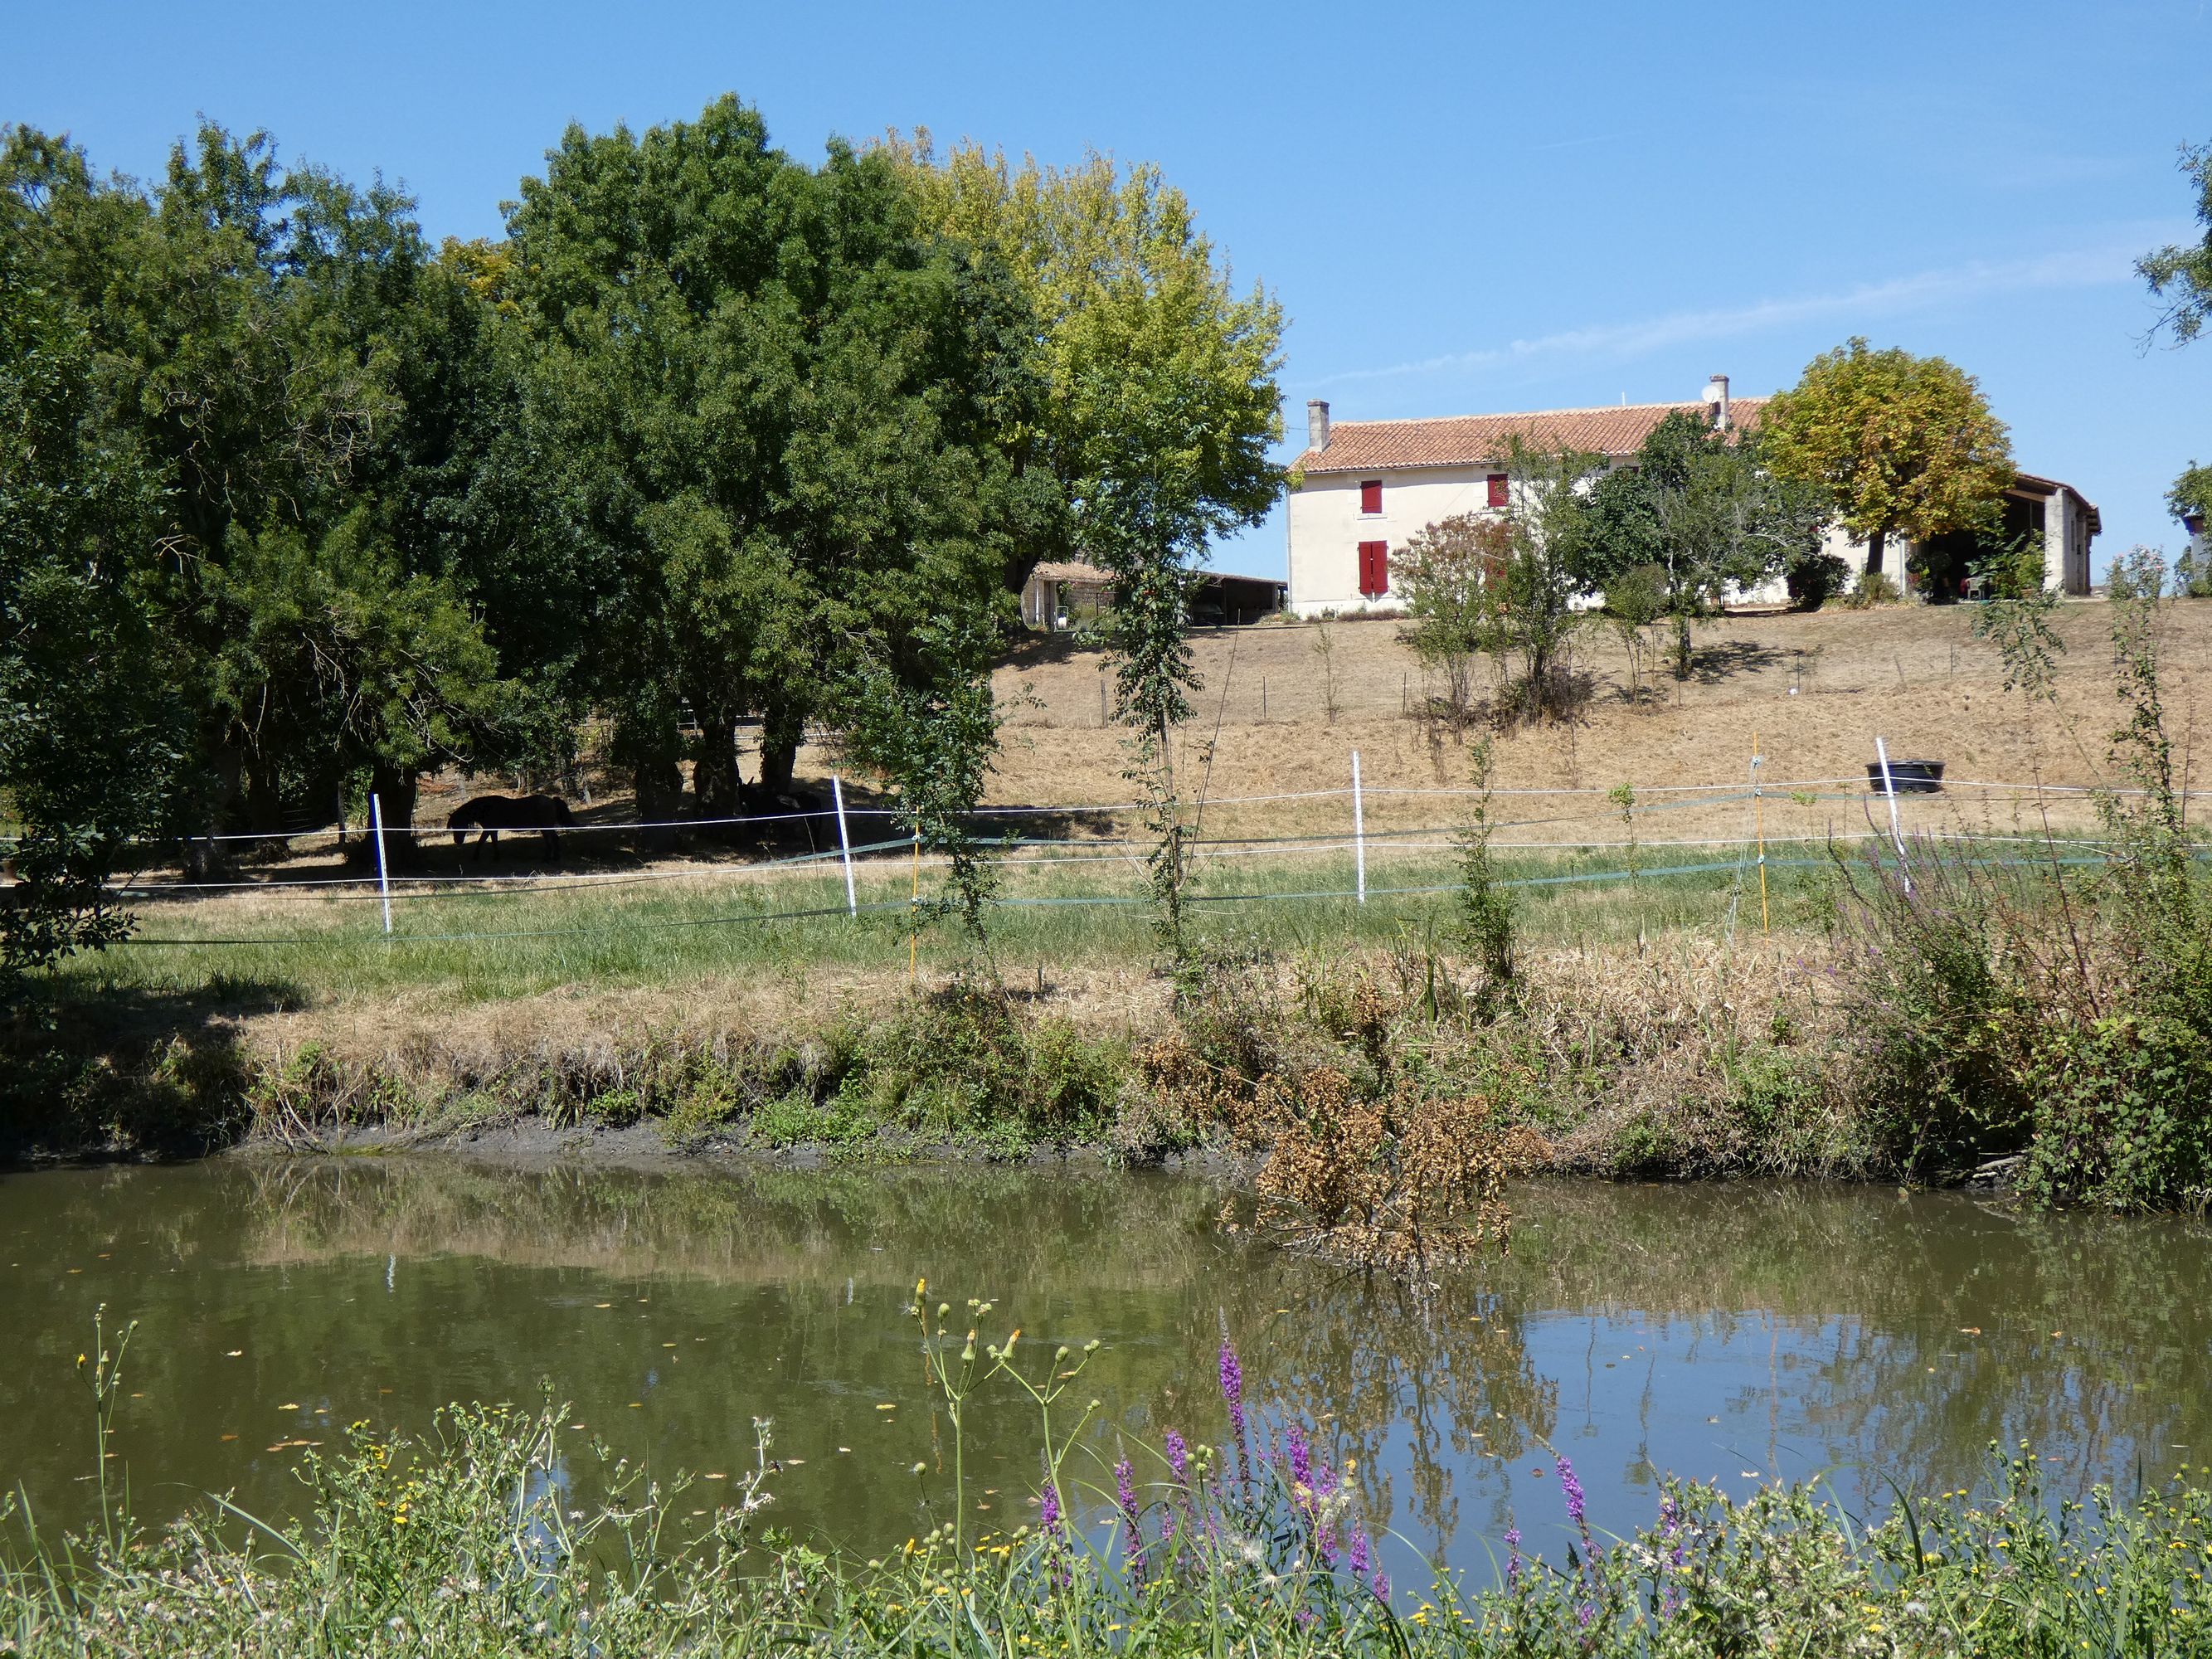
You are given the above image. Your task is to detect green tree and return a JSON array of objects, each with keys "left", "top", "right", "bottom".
[
  {"left": 0, "top": 218, "right": 183, "bottom": 985},
  {"left": 503, "top": 98, "right": 1054, "bottom": 863},
  {"left": 1760, "top": 338, "right": 2013, "bottom": 581},
  {"left": 2138, "top": 139, "right": 2212, "bottom": 348},
  {"left": 1487, "top": 437, "right": 1599, "bottom": 722},
  {"left": 2, "top": 124, "right": 524, "bottom": 857},
  {"left": 1581, "top": 411, "right": 1832, "bottom": 676}
]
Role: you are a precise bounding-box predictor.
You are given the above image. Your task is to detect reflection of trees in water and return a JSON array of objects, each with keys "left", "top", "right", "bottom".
[
  {"left": 226, "top": 1158, "right": 1558, "bottom": 1550},
  {"left": 1224, "top": 1275, "right": 1558, "bottom": 1551},
  {"left": 12, "top": 1160, "right": 2209, "bottom": 1551}
]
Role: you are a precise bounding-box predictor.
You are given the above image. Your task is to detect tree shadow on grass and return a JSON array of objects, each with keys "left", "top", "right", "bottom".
[
  {"left": 1, "top": 973, "right": 304, "bottom": 1164},
  {"left": 1689, "top": 640, "right": 1788, "bottom": 686}
]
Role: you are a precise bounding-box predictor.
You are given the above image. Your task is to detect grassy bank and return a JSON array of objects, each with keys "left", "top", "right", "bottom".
[
  {"left": 7, "top": 1320, "right": 2208, "bottom": 1656},
  {"left": 12, "top": 815, "right": 2209, "bottom": 1210}
]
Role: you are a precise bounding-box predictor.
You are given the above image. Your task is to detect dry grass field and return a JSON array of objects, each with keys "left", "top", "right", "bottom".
[
  {"left": 983, "top": 598, "right": 2212, "bottom": 847},
  {"left": 45, "top": 594, "right": 2204, "bottom": 1079}
]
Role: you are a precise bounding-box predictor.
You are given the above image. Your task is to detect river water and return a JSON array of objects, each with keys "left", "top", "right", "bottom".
[{"left": 2, "top": 1158, "right": 2205, "bottom": 1581}]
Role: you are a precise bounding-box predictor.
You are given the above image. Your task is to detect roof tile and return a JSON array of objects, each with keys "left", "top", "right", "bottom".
[{"left": 1294, "top": 399, "right": 1768, "bottom": 474}]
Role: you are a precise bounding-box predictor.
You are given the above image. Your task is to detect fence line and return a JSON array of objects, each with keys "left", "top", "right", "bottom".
[
  {"left": 109, "top": 845, "right": 2178, "bottom": 951},
  {"left": 33, "top": 769, "right": 2191, "bottom": 852},
  {"left": 100, "top": 815, "right": 2162, "bottom": 903}
]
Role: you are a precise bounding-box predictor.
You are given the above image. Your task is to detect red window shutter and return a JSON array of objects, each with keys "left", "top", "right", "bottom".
[
  {"left": 1360, "top": 479, "right": 1383, "bottom": 515},
  {"left": 1487, "top": 473, "right": 1509, "bottom": 508},
  {"left": 1357, "top": 539, "right": 1388, "bottom": 597}
]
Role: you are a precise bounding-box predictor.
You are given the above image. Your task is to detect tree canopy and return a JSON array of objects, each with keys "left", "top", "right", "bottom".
[
  {"left": 1, "top": 97, "right": 1288, "bottom": 980},
  {"left": 1581, "top": 411, "right": 1834, "bottom": 672},
  {"left": 1760, "top": 338, "right": 2013, "bottom": 578},
  {"left": 878, "top": 134, "right": 1285, "bottom": 955},
  {"left": 498, "top": 99, "right": 1059, "bottom": 828}
]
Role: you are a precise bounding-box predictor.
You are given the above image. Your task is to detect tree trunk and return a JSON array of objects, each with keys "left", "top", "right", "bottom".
[
  {"left": 634, "top": 759, "right": 685, "bottom": 854},
  {"left": 756, "top": 708, "right": 802, "bottom": 799},
  {"left": 367, "top": 761, "right": 420, "bottom": 869},
  {"left": 1865, "top": 528, "right": 1887, "bottom": 577},
  {"left": 692, "top": 720, "right": 744, "bottom": 834},
  {"left": 183, "top": 745, "right": 245, "bottom": 879}
]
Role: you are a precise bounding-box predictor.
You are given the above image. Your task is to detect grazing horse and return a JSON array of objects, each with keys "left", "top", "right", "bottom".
[{"left": 448, "top": 794, "right": 576, "bottom": 861}]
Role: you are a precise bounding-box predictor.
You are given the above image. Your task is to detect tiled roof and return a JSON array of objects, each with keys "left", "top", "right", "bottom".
[
  {"left": 1027, "top": 560, "right": 1111, "bottom": 585},
  {"left": 1292, "top": 398, "right": 1769, "bottom": 474},
  {"left": 2013, "top": 471, "right": 2103, "bottom": 536},
  {"left": 1028, "top": 560, "right": 1284, "bottom": 587}
]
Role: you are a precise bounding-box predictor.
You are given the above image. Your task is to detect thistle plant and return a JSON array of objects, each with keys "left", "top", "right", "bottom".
[{"left": 75, "top": 1302, "right": 136, "bottom": 1540}]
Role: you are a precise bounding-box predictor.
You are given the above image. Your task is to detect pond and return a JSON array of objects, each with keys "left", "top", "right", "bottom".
[{"left": 2, "top": 1157, "right": 2206, "bottom": 1584}]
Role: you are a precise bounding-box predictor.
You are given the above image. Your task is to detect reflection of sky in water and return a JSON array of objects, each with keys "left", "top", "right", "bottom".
[
  {"left": 1, "top": 1160, "right": 2205, "bottom": 1583},
  {"left": 1351, "top": 1301, "right": 2173, "bottom": 1586}
]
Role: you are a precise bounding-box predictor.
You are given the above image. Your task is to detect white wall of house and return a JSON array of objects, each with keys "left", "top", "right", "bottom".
[
  {"left": 1293, "top": 473, "right": 2095, "bottom": 612},
  {"left": 1287, "top": 465, "right": 1515, "bottom": 616},
  {"left": 2054, "top": 492, "right": 2093, "bottom": 594}
]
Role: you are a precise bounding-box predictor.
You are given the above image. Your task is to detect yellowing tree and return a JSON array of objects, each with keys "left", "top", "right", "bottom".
[
  {"left": 1761, "top": 338, "right": 2013, "bottom": 579},
  {"left": 879, "top": 132, "right": 1284, "bottom": 956}
]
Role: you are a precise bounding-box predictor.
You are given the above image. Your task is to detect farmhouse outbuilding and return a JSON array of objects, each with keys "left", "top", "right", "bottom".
[
  {"left": 1285, "top": 382, "right": 2098, "bottom": 615},
  {"left": 1020, "top": 561, "right": 1288, "bottom": 632}
]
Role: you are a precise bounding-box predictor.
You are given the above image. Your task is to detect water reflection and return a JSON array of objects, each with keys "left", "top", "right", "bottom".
[{"left": 0, "top": 1159, "right": 2205, "bottom": 1579}]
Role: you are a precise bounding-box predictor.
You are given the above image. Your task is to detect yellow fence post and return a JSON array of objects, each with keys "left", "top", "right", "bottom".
[{"left": 907, "top": 829, "right": 920, "bottom": 983}]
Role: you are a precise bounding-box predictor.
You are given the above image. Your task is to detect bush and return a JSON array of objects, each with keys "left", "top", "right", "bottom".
[
  {"left": 1834, "top": 550, "right": 2212, "bottom": 1204},
  {"left": 1784, "top": 549, "right": 1849, "bottom": 611}
]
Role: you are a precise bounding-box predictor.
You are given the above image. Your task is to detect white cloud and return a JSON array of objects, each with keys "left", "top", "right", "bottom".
[{"left": 1312, "top": 243, "right": 2151, "bottom": 390}]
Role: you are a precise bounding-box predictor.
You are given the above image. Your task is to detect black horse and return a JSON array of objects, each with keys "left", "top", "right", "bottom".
[{"left": 448, "top": 794, "right": 577, "bottom": 860}]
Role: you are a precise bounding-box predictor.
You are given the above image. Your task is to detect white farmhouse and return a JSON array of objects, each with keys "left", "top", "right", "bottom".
[{"left": 1285, "top": 380, "right": 2098, "bottom": 615}]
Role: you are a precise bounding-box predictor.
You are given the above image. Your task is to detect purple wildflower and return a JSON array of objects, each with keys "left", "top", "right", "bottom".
[
  {"left": 1038, "top": 1480, "right": 1062, "bottom": 1537},
  {"left": 1505, "top": 1525, "right": 1523, "bottom": 1584},
  {"left": 1370, "top": 1568, "right": 1390, "bottom": 1603},
  {"left": 1286, "top": 1422, "right": 1313, "bottom": 1491},
  {"left": 1576, "top": 1602, "right": 1596, "bottom": 1628},
  {"left": 1349, "top": 1531, "right": 1370, "bottom": 1578},
  {"left": 1116, "top": 1457, "right": 1145, "bottom": 1585},
  {"left": 1219, "top": 1340, "right": 1249, "bottom": 1489},
  {"left": 1555, "top": 1453, "right": 1587, "bottom": 1530},
  {"left": 1164, "top": 1429, "right": 1189, "bottom": 1487}
]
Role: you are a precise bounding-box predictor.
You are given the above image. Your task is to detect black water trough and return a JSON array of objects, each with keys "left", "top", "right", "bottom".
[{"left": 1865, "top": 758, "right": 1945, "bottom": 794}]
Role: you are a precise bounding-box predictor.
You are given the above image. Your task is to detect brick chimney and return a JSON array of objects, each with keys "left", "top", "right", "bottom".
[
  {"left": 1306, "top": 399, "right": 1330, "bottom": 452},
  {"left": 1701, "top": 374, "right": 1731, "bottom": 431}
]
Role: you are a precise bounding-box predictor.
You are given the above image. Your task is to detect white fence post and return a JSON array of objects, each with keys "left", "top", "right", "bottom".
[
  {"left": 1874, "top": 735, "right": 1911, "bottom": 897},
  {"left": 1351, "top": 750, "right": 1366, "bottom": 906},
  {"left": 370, "top": 792, "right": 393, "bottom": 936},
  {"left": 833, "top": 775, "right": 857, "bottom": 917}
]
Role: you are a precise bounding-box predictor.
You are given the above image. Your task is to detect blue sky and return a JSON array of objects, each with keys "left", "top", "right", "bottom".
[{"left": 10, "top": 1, "right": 2207, "bottom": 581}]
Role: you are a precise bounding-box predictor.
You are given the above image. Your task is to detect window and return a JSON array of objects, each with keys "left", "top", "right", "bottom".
[
  {"left": 1486, "top": 473, "right": 1509, "bottom": 508},
  {"left": 1357, "top": 539, "right": 1389, "bottom": 598},
  {"left": 1359, "top": 479, "right": 1383, "bottom": 515}
]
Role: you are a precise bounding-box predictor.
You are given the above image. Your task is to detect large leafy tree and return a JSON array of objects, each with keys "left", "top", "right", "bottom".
[
  {"left": 1582, "top": 411, "right": 1832, "bottom": 675},
  {"left": 501, "top": 98, "right": 1057, "bottom": 853},
  {"left": 881, "top": 135, "right": 1285, "bottom": 954},
  {"left": 1760, "top": 338, "right": 2013, "bottom": 580},
  {"left": 2139, "top": 139, "right": 2212, "bottom": 348},
  {"left": 2, "top": 125, "right": 517, "bottom": 853},
  {"left": 0, "top": 209, "right": 183, "bottom": 985}
]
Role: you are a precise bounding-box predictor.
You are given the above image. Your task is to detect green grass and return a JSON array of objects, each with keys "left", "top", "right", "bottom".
[{"left": 68, "top": 842, "right": 1843, "bottom": 1006}]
